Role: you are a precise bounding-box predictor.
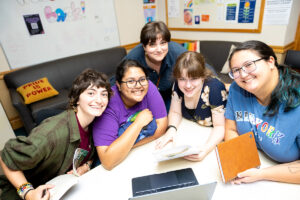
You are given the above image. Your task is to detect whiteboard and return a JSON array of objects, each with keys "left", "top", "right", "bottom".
[{"left": 0, "top": 0, "right": 120, "bottom": 69}]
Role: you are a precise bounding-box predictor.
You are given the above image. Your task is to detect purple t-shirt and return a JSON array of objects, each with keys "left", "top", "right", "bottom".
[{"left": 93, "top": 81, "right": 167, "bottom": 146}]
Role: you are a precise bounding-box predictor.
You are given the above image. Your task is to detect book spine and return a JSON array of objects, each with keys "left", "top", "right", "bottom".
[{"left": 215, "top": 147, "right": 225, "bottom": 182}]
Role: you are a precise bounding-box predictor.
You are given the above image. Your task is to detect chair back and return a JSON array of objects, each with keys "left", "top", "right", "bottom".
[{"left": 284, "top": 50, "right": 300, "bottom": 69}]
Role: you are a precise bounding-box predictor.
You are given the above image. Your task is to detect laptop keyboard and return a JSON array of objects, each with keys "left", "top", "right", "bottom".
[{"left": 135, "top": 181, "right": 197, "bottom": 196}]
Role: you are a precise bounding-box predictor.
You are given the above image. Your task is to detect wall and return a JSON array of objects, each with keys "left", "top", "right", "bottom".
[
  {"left": 162, "top": 1, "right": 300, "bottom": 47},
  {"left": 0, "top": 0, "right": 299, "bottom": 129}
]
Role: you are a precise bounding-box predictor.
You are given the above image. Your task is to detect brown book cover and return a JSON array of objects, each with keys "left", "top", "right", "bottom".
[{"left": 215, "top": 132, "right": 261, "bottom": 183}]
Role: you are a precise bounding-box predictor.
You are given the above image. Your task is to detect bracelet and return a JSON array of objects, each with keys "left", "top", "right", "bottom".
[
  {"left": 17, "top": 182, "right": 34, "bottom": 200},
  {"left": 85, "top": 161, "right": 92, "bottom": 170},
  {"left": 166, "top": 125, "right": 177, "bottom": 132}
]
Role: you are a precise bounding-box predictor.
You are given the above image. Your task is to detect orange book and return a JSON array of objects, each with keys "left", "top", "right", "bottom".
[{"left": 215, "top": 132, "right": 261, "bottom": 183}]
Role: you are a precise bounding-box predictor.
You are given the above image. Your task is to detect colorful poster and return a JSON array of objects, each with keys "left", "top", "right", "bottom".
[
  {"left": 201, "top": 14, "right": 210, "bottom": 22},
  {"left": 226, "top": 3, "right": 237, "bottom": 21},
  {"left": 144, "top": 5, "right": 156, "bottom": 23},
  {"left": 195, "top": 15, "right": 200, "bottom": 24},
  {"left": 143, "top": 0, "right": 155, "bottom": 3},
  {"left": 184, "top": 0, "right": 193, "bottom": 8},
  {"left": 23, "top": 14, "right": 44, "bottom": 35},
  {"left": 238, "top": 0, "right": 256, "bottom": 23},
  {"left": 184, "top": 9, "right": 193, "bottom": 25}
]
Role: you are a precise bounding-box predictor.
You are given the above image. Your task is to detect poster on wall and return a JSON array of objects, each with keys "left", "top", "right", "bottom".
[
  {"left": 23, "top": 14, "right": 44, "bottom": 35},
  {"left": 238, "top": 0, "right": 256, "bottom": 23},
  {"left": 143, "top": 5, "right": 156, "bottom": 23},
  {"left": 263, "top": 0, "right": 292, "bottom": 25}
]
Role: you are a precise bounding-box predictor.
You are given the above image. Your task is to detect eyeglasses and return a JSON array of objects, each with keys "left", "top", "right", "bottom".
[
  {"left": 120, "top": 77, "right": 148, "bottom": 88},
  {"left": 228, "top": 58, "right": 265, "bottom": 79}
]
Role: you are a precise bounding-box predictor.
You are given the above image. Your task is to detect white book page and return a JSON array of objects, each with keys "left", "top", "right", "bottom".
[
  {"left": 153, "top": 144, "right": 200, "bottom": 162},
  {"left": 46, "top": 174, "right": 79, "bottom": 200}
]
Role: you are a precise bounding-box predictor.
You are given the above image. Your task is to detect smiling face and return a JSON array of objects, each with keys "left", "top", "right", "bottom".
[
  {"left": 177, "top": 69, "right": 203, "bottom": 98},
  {"left": 230, "top": 50, "right": 275, "bottom": 95},
  {"left": 117, "top": 66, "right": 149, "bottom": 108},
  {"left": 143, "top": 35, "right": 168, "bottom": 64},
  {"left": 76, "top": 85, "right": 109, "bottom": 118}
]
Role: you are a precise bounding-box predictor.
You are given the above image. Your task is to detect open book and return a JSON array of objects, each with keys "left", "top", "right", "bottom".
[
  {"left": 215, "top": 132, "right": 261, "bottom": 183},
  {"left": 46, "top": 148, "right": 89, "bottom": 200},
  {"left": 153, "top": 144, "right": 200, "bottom": 162}
]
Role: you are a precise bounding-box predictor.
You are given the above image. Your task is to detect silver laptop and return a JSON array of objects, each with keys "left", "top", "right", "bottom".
[{"left": 129, "top": 182, "right": 217, "bottom": 200}]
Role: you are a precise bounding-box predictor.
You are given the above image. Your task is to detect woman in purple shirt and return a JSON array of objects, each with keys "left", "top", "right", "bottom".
[{"left": 93, "top": 60, "right": 168, "bottom": 170}]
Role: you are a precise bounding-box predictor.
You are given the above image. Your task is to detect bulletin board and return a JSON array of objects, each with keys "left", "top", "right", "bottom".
[
  {"left": 166, "top": 0, "right": 265, "bottom": 33},
  {"left": 0, "top": 0, "right": 120, "bottom": 69}
]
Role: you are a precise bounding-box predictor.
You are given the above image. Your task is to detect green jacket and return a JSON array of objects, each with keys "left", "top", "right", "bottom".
[{"left": 0, "top": 110, "right": 95, "bottom": 199}]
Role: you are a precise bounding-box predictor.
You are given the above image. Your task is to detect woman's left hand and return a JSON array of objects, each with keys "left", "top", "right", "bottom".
[{"left": 231, "top": 168, "right": 262, "bottom": 184}]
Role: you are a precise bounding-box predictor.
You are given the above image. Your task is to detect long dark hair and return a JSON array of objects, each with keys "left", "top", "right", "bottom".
[{"left": 229, "top": 40, "right": 300, "bottom": 116}]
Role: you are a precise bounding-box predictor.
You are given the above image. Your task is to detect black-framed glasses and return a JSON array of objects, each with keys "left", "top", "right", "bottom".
[
  {"left": 120, "top": 77, "right": 148, "bottom": 88},
  {"left": 228, "top": 58, "right": 265, "bottom": 79}
]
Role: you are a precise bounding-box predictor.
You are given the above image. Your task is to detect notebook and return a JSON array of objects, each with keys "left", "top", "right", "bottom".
[
  {"left": 129, "top": 168, "right": 217, "bottom": 200},
  {"left": 215, "top": 132, "right": 261, "bottom": 183}
]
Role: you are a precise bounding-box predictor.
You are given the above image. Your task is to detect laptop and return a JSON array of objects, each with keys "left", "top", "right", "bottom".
[{"left": 129, "top": 168, "right": 217, "bottom": 200}]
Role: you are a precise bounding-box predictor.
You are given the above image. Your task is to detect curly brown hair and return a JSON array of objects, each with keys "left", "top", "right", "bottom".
[{"left": 68, "top": 69, "right": 112, "bottom": 110}]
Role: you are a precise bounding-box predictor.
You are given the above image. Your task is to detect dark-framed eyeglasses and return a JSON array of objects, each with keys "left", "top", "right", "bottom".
[
  {"left": 228, "top": 58, "right": 265, "bottom": 79},
  {"left": 120, "top": 77, "right": 149, "bottom": 88}
]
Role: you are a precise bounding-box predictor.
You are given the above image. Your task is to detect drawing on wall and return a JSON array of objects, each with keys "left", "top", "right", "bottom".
[
  {"left": 195, "top": 15, "right": 200, "bottom": 24},
  {"left": 201, "top": 14, "right": 209, "bottom": 22},
  {"left": 44, "top": 1, "right": 85, "bottom": 23},
  {"left": 143, "top": 0, "right": 155, "bottom": 3},
  {"left": 238, "top": 0, "right": 256, "bottom": 23},
  {"left": 184, "top": 9, "right": 193, "bottom": 25},
  {"left": 23, "top": 14, "right": 44, "bottom": 35},
  {"left": 143, "top": 5, "right": 156, "bottom": 23},
  {"left": 184, "top": 0, "right": 193, "bottom": 8},
  {"left": 80, "top": 1, "right": 85, "bottom": 13},
  {"left": 0, "top": 0, "right": 120, "bottom": 69}
]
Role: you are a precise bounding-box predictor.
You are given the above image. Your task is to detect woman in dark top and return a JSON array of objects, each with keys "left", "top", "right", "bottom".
[{"left": 156, "top": 51, "right": 227, "bottom": 162}]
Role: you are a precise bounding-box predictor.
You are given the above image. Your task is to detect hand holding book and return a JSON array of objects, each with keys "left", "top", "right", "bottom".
[{"left": 215, "top": 132, "right": 261, "bottom": 183}]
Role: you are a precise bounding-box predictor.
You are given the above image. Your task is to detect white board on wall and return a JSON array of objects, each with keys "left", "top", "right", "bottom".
[{"left": 0, "top": 0, "right": 120, "bottom": 69}]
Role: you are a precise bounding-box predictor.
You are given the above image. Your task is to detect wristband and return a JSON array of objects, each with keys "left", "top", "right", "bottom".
[
  {"left": 166, "top": 125, "right": 177, "bottom": 132},
  {"left": 17, "top": 182, "right": 34, "bottom": 200},
  {"left": 85, "top": 161, "right": 92, "bottom": 170}
]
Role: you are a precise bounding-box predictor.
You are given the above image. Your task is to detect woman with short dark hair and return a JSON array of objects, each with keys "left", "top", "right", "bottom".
[
  {"left": 0, "top": 69, "right": 112, "bottom": 200},
  {"left": 225, "top": 40, "right": 300, "bottom": 184},
  {"left": 125, "top": 21, "right": 187, "bottom": 110}
]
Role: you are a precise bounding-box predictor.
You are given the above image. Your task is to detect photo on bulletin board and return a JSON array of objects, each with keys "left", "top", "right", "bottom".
[
  {"left": 23, "top": 14, "right": 45, "bottom": 35},
  {"left": 166, "top": 0, "right": 265, "bottom": 33}
]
